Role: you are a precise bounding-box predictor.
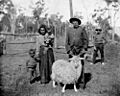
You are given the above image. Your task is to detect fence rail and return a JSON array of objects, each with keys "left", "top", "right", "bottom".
[{"left": 0, "top": 31, "right": 66, "bottom": 56}]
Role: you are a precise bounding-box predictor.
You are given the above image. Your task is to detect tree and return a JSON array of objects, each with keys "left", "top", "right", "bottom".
[
  {"left": 92, "top": 6, "right": 113, "bottom": 41},
  {"left": 31, "top": 0, "right": 47, "bottom": 28},
  {"left": 0, "top": 0, "right": 17, "bottom": 33},
  {"left": 103, "top": 0, "right": 120, "bottom": 41}
]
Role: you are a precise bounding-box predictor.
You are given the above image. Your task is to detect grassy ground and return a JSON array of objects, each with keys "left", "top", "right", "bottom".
[{"left": 0, "top": 39, "right": 120, "bottom": 96}]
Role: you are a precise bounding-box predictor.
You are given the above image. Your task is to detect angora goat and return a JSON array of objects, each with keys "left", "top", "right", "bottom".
[{"left": 51, "top": 55, "right": 84, "bottom": 93}]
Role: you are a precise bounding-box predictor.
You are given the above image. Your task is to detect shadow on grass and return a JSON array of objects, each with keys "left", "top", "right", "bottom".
[
  {"left": 107, "top": 82, "right": 120, "bottom": 96},
  {"left": 30, "top": 76, "right": 41, "bottom": 84},
  {"left": 59, "top": 73, "right": 92, "bottom": 90}
]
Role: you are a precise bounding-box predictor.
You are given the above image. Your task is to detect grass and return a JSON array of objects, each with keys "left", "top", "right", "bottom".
[{"left": 0, "top": 39, "right": 120, "bottom": 96}]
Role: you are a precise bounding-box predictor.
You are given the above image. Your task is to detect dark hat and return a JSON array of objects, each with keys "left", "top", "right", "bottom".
[
  {"left": 95, "top": 26, "right": 102, "bottom": 31},
  {"left": 69, "top": 17, "right": 81, "bottom": 25},
  {"left": 95, "top": 29, "right": 102, "bottom": 31}
]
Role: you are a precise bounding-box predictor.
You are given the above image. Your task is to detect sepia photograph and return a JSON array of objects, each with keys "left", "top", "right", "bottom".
[{"left": 0, "top": 0, "right": 120, "bottom": 96}]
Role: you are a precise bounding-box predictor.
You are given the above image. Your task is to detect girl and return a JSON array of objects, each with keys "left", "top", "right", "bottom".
[{"left": 36, "top": 24, "right": 55, "bottom": 84}]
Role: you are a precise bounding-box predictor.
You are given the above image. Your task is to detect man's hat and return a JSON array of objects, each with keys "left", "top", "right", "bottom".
[{"left": 69, "top": 17, "right": 81, "bottom": 25}]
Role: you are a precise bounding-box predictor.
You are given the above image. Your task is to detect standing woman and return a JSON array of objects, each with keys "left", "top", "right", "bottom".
[{"left": 36, "top": 24, "right": 55, "bottom": 84}]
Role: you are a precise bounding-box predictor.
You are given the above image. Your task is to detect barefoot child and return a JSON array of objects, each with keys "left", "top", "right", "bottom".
[{"left": 26, "top": 49, "right": 38, "bottom": 84}]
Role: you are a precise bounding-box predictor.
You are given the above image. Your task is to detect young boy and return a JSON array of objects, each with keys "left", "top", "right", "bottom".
[
  {"left": 26, "top": 49, "right": 38, "bottom": 84},
  {"left": 91, "top": 27, "right": 107, "bottom": 65}
]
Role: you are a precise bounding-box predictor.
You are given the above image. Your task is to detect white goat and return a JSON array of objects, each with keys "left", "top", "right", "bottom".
[{"left": 51, "top": 55, "right": 84, "bottom": 93}]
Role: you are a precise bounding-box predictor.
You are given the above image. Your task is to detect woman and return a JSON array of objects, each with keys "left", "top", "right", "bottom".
[{"left": 36, "top": 24, "right": 55, "bottom": 84}]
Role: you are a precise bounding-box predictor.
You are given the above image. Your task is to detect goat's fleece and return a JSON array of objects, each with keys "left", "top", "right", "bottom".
[{"left": 51, "top": 58, "right": 82, "bottom": 84}]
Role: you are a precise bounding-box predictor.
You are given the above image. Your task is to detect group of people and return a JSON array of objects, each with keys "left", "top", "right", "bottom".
[
  {"left": 26, "top": 17, "right": 107, "bottom": 87},
  {"left": 26, "top": 24, "right": 55, "bottom": 84}
]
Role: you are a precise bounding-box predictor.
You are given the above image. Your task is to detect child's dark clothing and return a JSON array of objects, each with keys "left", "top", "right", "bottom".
[
  {"left": 26, "top": 56, "right": 38, "bottom": 83},
  {"left": 92, "top": 32, "right": 106, "bottom": 64}
]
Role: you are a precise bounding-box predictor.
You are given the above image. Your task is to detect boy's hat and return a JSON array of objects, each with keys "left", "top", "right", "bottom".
[{"left": 69, "top": 17, "right": 81, "bottom": 25}]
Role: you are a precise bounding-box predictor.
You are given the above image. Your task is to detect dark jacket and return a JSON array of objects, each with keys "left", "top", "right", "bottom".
[{"left": 65, "top": 26, "right": 89, "bottom": 54}]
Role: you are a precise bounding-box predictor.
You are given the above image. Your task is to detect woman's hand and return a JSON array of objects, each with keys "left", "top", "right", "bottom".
[{"left": 43, "top": 47, "right": 48, "bottom": 54}]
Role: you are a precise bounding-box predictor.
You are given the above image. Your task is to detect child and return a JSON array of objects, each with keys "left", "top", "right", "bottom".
[
  {"left": 44, "top": 27, "right": 54, "bottom": 48},
  {"left": 91, "top": 27, "right": 107, "bottom": 65},
  {"left": 26, "top": 49, "right": 38, "bottom": 84}
]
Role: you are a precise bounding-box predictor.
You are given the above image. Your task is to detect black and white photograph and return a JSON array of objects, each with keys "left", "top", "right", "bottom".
[{"left": 0, "top": 0, "right": 120, "bottom": 96}]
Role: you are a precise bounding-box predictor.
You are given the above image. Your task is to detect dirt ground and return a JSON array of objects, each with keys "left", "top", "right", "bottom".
[{"left": 0, "top": 41, "right": 120, "bottom": 96}]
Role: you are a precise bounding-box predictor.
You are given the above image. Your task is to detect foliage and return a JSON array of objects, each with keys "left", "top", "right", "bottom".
[
  {"left": 92, "top": 6, "right": 112, "bottom": 32},
  {"left": 0, "top": 0, "right": 17, "bottom": 33},
  {"left": 83, "top": 22, "right": 96, "bottom": 41},
  {"left": 49, "top": 13, "right": 64, "bottom": 36},
  {"left": 0, "top": 0, "right": 14, "bottom": 13},
  {"left": 103, "top": 0, "right": 119, "bottom": 5},
  {"left": 0, "top": 15, "right": 11, "bottom": 31},
  {"left": 15, "top": 14, "right": 38, "bottom": 33}
]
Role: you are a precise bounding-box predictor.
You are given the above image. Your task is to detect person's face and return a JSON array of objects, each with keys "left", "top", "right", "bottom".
[
  {"left": 29, "top": 51, "right": 35, "bottom": 57},
  {"left": 96, "top": 29, "right": 102, "bottom": 34},
  {"left": 40, "top": 28, "right": 45, "bottom": 34},
  {"left": 72, "top": 21, "right": 79, "bottom": 28}
]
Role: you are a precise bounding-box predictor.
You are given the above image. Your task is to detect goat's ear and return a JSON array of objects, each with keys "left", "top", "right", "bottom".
[{"left": 68, "top": 57, "right": 73, "bottom": 62}]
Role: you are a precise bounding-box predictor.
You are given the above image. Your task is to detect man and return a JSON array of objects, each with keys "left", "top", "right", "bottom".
[
  {"left": 91, "top": 27, "right": 107, "bottom": 65},
  {"left": 65, "top": 17, "right": 89, "bottom": 89}
]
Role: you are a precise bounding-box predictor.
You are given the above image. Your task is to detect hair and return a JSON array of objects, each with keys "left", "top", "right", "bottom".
[
  {"left": 29, "top": 49, "right": 35, "bottom": 54},
  {"left": 38, "top": 24, "right": 47, "bottom": 35}
]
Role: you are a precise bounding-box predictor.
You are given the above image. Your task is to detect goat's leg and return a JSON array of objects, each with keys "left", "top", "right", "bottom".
[
  {"left": 61, "top": 84, "right": 66, "bottom": 93},
  {"left": 74, "top": 83, "right": 78, "bottom": 92},
  {"left": 53, "top": 80, "right": 57, "bottom": 88}
]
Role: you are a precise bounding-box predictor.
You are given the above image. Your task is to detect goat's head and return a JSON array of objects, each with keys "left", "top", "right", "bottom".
[{"left": 69, "top": 55, "right": 84, "bottom": 69}]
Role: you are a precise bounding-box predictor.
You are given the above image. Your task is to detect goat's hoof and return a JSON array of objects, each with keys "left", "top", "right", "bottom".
[
  {"left": 74, "top": 89, "right": 78, "bottom": 92},
  {"left": 53, "top": 85, "right": 57, "bottom": 88},
  {"left": 61, "top": 90, "right": 65, "bottom": 93}
]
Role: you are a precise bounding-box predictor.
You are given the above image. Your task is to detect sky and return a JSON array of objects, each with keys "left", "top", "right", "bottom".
[
  {"left": 11, "top": 0, "right": 106, "bottom": 20},
  {"left": 11, "top": 0, "right": 120, "bottom": 26}
]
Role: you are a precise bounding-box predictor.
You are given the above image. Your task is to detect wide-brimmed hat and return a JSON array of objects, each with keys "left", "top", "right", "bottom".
[{"left": 69, "top": 17, "right": 81, "bottom": 25}]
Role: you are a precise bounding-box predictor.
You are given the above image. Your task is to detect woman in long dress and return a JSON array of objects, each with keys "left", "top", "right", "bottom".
[{"left": 36, "top": 24, "right": 55, "bottom": 84}]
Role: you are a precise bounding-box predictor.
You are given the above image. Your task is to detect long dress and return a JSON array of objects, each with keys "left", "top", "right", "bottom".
[{"left": 36, "top": 34, "right": 55, "bottom": 84}]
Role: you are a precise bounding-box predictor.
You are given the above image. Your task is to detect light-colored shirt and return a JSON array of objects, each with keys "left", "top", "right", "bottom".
[{"left": 36, "top": 34, "right": 45, "bottom": 55}]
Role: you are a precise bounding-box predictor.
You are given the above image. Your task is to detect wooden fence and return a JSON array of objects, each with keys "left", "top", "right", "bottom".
[{"left": 0, "top": 31, "right": 66, "bottom": 55}]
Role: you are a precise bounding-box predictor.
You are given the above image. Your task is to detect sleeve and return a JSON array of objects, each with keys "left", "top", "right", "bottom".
[
  {"left": 26, "top": 60, "right": 29, "bottom": 72},
  {"left": 93, "top": 34, "right": 96, "bottom": 45},
  {"left": 35, "top": 36, "right": 40, "bottom": 55},
  {"left": 82, "top": 28, "right": 89, "bottom": 50},
  {"left": 65, "top": 29, "right": 71, "bottom": 53},
  {"left": 102, "top": 34, "right": 107, "bottom": 44}
]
